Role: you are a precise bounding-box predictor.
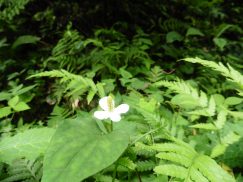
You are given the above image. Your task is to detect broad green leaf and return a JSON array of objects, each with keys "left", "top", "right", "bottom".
[
  {"left": 0, "top": 92, "right": 12, "bottom": 101},
  {"left": 186, "top": 27, "right": 204, "bottom": 36},
  {"left": 213, "top": 94, "right": 225, "bottom": 105},
  {"left": 12, "top": 35, "right": 40, "bottom": 49},
  {"left": 42, "top": 116, "right": 134, "bottom": 182},
  {"left": 0, "top": 106, "right": 12, "bottom": 118},
  {"left": 166, "top": 31, "right": 183, "bottom": 43},
  {"left": 8, "top": 96, "right": 19, "bottom": 108},
  {"left": 0, "top": 128, "right": 55, "bottom": 164},
  {"left": 12, "top": 102, "right": 30, "bottom": 112},
  {"left": 225, "top": 97, "right": 243, "bottom": 105}
]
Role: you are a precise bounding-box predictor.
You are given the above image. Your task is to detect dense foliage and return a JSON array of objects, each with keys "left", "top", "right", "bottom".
[{"left": 0, "top": 0, "right": 242, "bottom": 181}]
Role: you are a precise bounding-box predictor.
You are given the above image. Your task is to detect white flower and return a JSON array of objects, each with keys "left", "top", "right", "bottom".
[{"left": 94, "top": 96, "right": 129, "bottom": 122}]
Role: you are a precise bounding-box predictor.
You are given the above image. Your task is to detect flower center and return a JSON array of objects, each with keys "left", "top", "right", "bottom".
[{"left": 107, "top": 96, "right": 114, "bottom": 112}]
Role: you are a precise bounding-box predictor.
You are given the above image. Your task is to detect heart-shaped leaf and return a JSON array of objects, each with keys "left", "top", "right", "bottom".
[{"left": 42, "top": 116, "right": 134, "bottom": 182}]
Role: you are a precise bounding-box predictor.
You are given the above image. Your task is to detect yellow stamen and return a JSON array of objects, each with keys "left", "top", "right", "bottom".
[{"left": 107, "top": 96, "right": 114, "bottom": 112}]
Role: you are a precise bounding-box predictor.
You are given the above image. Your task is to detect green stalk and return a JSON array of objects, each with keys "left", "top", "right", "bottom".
[{"left": 112, "top": 162, "right": 119, "bottom": 182}]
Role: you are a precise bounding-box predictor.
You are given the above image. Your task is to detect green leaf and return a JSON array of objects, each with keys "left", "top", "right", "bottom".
[
  {"left": 190, "top": 123, "right": 217, "bottom": 130},
  {"left": 213, "top": 37, "right": 227, "bottom": 51},
  {"left": 228, "top": 111, "right": 243, "bottom": 119},
  {"left": 166, "top": 31, "right": 183, "bottom": 43},
  {"left": 171, "top": 94, "right": 200, "bottom": 109},
  {"left": 154, "top": 164, "right": 187, "bottom": 179},
  {"left": 0, "top": 92, "right": 12, "bottom": 101},
  {"left": 213, "top": 94, "right": 225, "bottom": 105},
  {"left": 225, "top": 97, "right": 243, "bottom": 105},
  {"left": 8, "top": 96, "right": 19, "bottom": 108},
  {"left": 153, "top": 139, "right": 235, "bottom": 182},
  {"left": 214, "top": 24, "right": 233, "bottom": 37},
  {"left": 12, "top": 102, "right": 30, "bottom": 112},
  {"left": 42, "top": 116, "right": 135, "bottom": 182},
  {"left": 96, "top": 82, "right": 105, "bottom": 97},
  {"left": 87, "top": 89, "right": 97, "bottom": 104},
  {"left": 139, "top": 98, "right": 157, "bottom": 113},
  {"left": 12, "top": 35, "right": 40, "bottom": 49},
  {"left": 119, "top": 68, "right": 133, "bottom": 79},
  {"left": 211, "top": 144, "right": 227, "bottom": 158},
  {"left": 186, "top": 27, "right": 204, "bottom": 36},
  {"left": 0, "top": 106, "right": 12, "bottom": 118},
  {"left": 130, "top": 78, "right": 146, "bottom": 90},
  {"left": 0, "top": 128, "right": 55, "bottom": 164}
]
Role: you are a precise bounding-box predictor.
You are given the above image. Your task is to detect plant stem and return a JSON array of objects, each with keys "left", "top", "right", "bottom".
[
  {"left": 110, "top": 119, "right": 113, "bottom": 132},
  {"left": 112, "top": 162, "right": 119, "bottom": 182}
]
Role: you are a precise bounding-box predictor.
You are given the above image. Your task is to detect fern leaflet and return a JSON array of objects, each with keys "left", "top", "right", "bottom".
[
  {"left": 151, "top": 137, "right": 235, "bottom": 182},
  {"left": 0, "top": 157, "right": 42, "bottom": 182}
]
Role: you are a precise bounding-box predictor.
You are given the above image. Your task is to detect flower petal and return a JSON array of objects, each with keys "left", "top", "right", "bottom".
[
  {"left": 109, "top": 112, "right": 121, "bottom": 122},
  {"left": 114, "top": 104, "right": 129, "bottom": 114},
  {"left": 99, "top": 96, "right": 114, "bottom": 111},
  {"left": 94, "top": 111, "right": 109, "bottom": 120}
]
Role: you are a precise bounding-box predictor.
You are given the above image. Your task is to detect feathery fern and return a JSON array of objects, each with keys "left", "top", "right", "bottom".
[
  {"left": 153, "top": 79, "right": 213, "bottom": 112},
  {"left": 45, "top": 28, "right": 85, "bottom": 71},
  {"left": 183, "top": 57, "right": 243, "bottom": 95},
  {"left": 0, "top": 157, "right": 42, "bottom": 182},
  {"left": 28, "top": 69, "right": 101, "bottom": 104},
  {"left": 159, "top": 18, "right": 188, "bottom": 33},
  {"left": 0, "top": 0, "right": 31, "bottom": 21},
  {"left": 117, "top": 157, "right": 136, "bottom": 171},
  {"left": 151, "top": 137, "right": 235, "bottom": 182},
  {"left": 135, "top": 160, "right": 156, "bottom": 172},
  {"left": 132, "top": 142, "right": 156, "bottom": 157},
  {"left": 93, "top": 174, "right": 119, "bottom": 182}
]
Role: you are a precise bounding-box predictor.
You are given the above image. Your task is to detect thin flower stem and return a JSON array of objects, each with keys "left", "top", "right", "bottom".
[
  {"left": 112, "top": 162, "right": 119, "bottom": 182},
  {"left": 110, "top": 119, "right": 113, "bottom": 132}
]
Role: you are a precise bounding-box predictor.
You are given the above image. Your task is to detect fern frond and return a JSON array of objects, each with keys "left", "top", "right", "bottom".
[
  {"left": 135, "top": 160, "right": 156, "bottom": 172},
  {"left": 47, "top": 105, "right": 73, "bottom": 127},
  {"left": 0, "top": 0, "right": 31, "bottom": 21},
  {"left": 154, "top": 79, "right": 208, "bottom": 108},
  {"left": 154, "top": 164, "right": 188, "bottom": 180},
  {"left": 94, "top": 174, "right": 119, "bottom": 182},
  {"left": 132, "top": 142, "right": 156, "bottom": 157},
  {"left": 187, "top": 96, "right": 216, "bottom": 116},
  {"left": 117, "top": 157, "right": 136, "bottom": 170},
  {"left": 152, "top": 138, "right": 235, "bottom": 182},
  {"left": 159, "top": 18, "right": 187, "bottom": 33},
  {"left": 183, "top": 57, "right": 243, "bottom": 94},
  {"left": 44, "top": 28, "right": 87, "bottom": 71},
  {"left": 1, "top": 157, "right": 42, "bottom": 182},
  {"left": 51, "top": 30, "right": 81, "bottom": 57},
  {"left": 211, "top": 131, "right": 241, "bottom": 158},
  {"left": 28, "top": 69, "right": 99, "bottom": 104}
]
